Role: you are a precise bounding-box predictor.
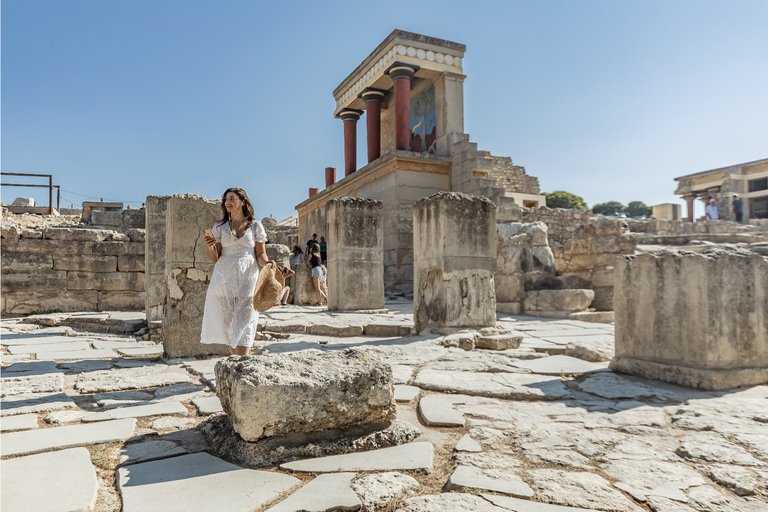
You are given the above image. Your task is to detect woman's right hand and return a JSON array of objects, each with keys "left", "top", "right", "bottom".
[{"left": 204, "top": 235, "right": 217, "bottom": 248}]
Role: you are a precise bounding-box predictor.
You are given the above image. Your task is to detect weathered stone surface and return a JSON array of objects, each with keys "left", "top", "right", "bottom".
[
  {"left": 0, "top": 448, "right": 98, "bottom": 512},
  {"left": 511, "top": 355, "right": 606, "bottom": 376},
  {"left": 44, "top": 410, "right": 87, "bottom": 424},
  {"left": 67, "top": 270, "right": 144, "bottom": 291},
  {"left": 526, "top": 469, "right": 644, "bottom": 511},
  {"left": 0, "top": 413, "right": 38, "bottom": 432},
  {"left": 456, "top": 433, "right": 483, "bottom": 452},
  {"left": 148, "top": 416, "right": 195, "bottom": 431},
  {"left": 576, "top": 372, "right": 680, "bottom": 401},
  {"left": 267, "top": 472, "right": 361, "bottom": 512},
  {"left": 525, "top": 290, "right": 594, "bottom": 312},
  {"left": 482, "top": 494, "right": 598, "bottom": 511},
  {"left": 394, "top": 384, "right": 420, "bottom": 402},
  {"left": 418, "top": 394, "right": 467, "bottom": 427},
  {"left": 352, "top": 472, "right": 420, "bottom": 511},
  {"left": 75, "top": 364, "right": 192, "bottom": 393},
  {"left": 1, "top": 418, "right": 136, "bottom": 458},
  {"left": 1, "top": 392, "right": 76, "bottom": 417},
  {"left": 399, "top": 493, "right": 509, "bottom": 512},
  {"left": 364, "top": 321, "right": 413, "bottom": 336},
  {"left": 119, "top": 439, "right": 187, "bottom": 466},
  {"left": 612, "top": 248, "right": 768, "bottom": 389},
  {"left": 476, "top": 334, "right": 522, "bottom": 350},
  {"left": 1, "top": 270, "right": 68, "bottom": 293},
  {"left": 446, "top": 465, "right": 534, "bottom": 497},
  {"left": 440, "top": 332, "right": 476, "bottom": 350},
  {"left": 2, "top": 290, "right": 99, "bottom": 315},
  {"left": 698, "top": 463, "right": 767, "bottom": 496},
  {"left": 81, "top": 401, "right": 187, "bottom": 422},
  {"left": 413, "top": 192, "right": 497, "bottom": 331},
  {"left": 413, "top": 369, "right": 571, "bottom": 400},
  {"left": 44, "top": 226, "right": 111, "bottom": 241},
  {"left": 566, "top": 340, "right": 614, "bottom": 362},
  {"left": 326, "top": 197, "right": 385, "bottom": 311},
  {"left": 602, "top": 459, "right": 706, "bottom": 501},
  {"left": 1, "top": 372, "right": 64, "bottom": 397},
  {"left": 192, "top": 396, "right": 223, "bottom": 414},
  {"left": 201, "top": 413, "right": 421, "bottom": 468},
  {"left": 118, "top": 254, "right": 145, "bottom": 272},
  {"left": 117, "top": 452, "right": 301, "bottom": 512},
  {"left": 280, "top": 441, "right": 433, "bottom": 473},
  {"left": 215, "top": 349, "right": 395, "bottom": 441},
  {"left": 676, "top": 434, "right": 766, "bottom": 466},
  {"left": 6, "top": 340, "right": 90, "bottom": 355},
  {"left": 54, "top": 254, "right": 117, "bottom": 272},
  {"left": 1, "top": 251, "right": 53, "bottom": 272}
]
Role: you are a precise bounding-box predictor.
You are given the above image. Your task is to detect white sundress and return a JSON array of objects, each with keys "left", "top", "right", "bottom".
[{"left": 200, "top": 220, "right": 268, "bottom": 348}]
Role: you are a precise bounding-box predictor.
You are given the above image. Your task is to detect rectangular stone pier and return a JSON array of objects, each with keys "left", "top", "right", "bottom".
[
  {"left": 611, "top": 247, "right": 768, "bottom": 390},
  {"left": 162, "top": 194, "right": 229, "bottom": 358},
  {"left": 413, "top": 192, "right": 496, "bottom": 331},
  {"left": 326, "top": 197, "right": 384, "bottom": 311}
]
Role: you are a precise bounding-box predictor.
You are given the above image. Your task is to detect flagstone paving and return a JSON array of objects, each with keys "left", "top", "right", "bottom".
[{"left": 2, "top": 307, "right": 767, "bottom": 512}]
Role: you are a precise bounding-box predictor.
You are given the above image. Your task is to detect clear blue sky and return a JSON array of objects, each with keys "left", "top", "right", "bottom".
[{"left": 3, "top": 0, "right": 767, "bottom": 220}]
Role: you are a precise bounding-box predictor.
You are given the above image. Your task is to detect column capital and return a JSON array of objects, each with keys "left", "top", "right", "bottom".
[
  {"left": 337, "top": 108, "right": 363, "bottom": 121},
  {"left": 359, "top": 87, "right": 387, "bottom": 103},
  {"left": 385, "top": 62, "right": 419, "bottom": 80}
]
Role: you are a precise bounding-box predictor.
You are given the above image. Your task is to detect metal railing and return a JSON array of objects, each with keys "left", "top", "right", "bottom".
[{"left": 1, "top": 173, "right": 60, "bottom": 214}]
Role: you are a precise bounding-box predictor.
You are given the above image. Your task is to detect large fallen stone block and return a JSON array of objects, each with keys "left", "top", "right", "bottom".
[
  {"left": 611, "top": 247, "right": 768, "bottom": 389},
  {"left": 215, "top": 349, "right": 396, "bottom": 441}
]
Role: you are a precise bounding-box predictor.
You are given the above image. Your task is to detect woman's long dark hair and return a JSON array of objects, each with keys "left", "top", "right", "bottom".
[
  {"left": 216, "top": 187, "right": 255, "bottom": 227},
  {"left": 293, "top": 245, "right": 303, "bottom": 255}
]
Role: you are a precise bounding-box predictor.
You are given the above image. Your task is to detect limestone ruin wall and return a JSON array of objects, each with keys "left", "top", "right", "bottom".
[{"left": 1, "top": 220, "right": 145, "bottom": 315}]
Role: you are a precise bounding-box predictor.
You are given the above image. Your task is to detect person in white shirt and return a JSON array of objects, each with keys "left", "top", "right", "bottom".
[{"left": 706, "top": 199, "right": 719, "bottom": 220}]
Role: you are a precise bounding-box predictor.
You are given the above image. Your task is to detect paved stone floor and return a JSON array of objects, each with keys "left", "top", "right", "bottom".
[{"left": 2, "top": 302, "right": 767, "bottom": 511}]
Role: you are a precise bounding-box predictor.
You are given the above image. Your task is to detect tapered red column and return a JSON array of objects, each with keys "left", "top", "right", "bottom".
[
  {"left": 386, "top": 63, "right": 418, "bottom": 151},
  {"left": 360, "top": 88, "right": 386, "bottom": 163},
  {"left": 684, "top": 194, "right": 696, "bottom": 222},
  {"left": 338, "top": 109, "right": 363, "bottom": 177}
]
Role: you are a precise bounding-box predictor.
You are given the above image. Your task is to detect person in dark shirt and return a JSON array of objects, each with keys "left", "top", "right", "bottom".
[
  {"left": 306, "top": 233, "right": 318, "bottom": 256},
  {"left": 307, "top": 244, "right": 326, "bottom": 306},
  {"left": 732, "top": 194, "right": 744, "bottom": 223},
  {"left": 319, "top": 236, "right": 327, "bottom": 264}
]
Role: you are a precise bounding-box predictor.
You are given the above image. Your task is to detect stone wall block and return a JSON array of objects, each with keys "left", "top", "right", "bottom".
[
  {"left": 145, "top": 195, "right": 170, "bottom": 321},
  {"left": 118, "top": 255, "right": 145, "bottom": 272},
  {"left": 1, "top": 238, "right": 95, "bottom": 255},
  {"left": 93, "top": 241, "right": 145, "bottom": 256},
  {"left": 265, "top": 244, "right": 290, "bottom": 268},
  {"left": 122, "top": 209, "right": 146, "bottom": 228},
  {"left": 98, "top": 291, "right": 146, "bottom": 311},
  {"left": 326, "top": 197, "right": 384, "bottom": 311},
  {"left": 414, "top": 192, "right": 497, "bottom": 330},
  {"left": 91, "top": 210, "right": 122, "bottom": 227},
  {"left": 54, "top": 255, "right": 118, "bottom": 273},
  {"left": 1, "top": 252, "right": 53, "bottom": 272},
  {"left": 612, "top": 248, "right": 768, "bottom": 389},
  {"left": 524, "top": 289, "right": 594, "bottom": 312},
  {"left": 495, "top": 274, "right": 524, "bottom": 302},
  {"left": 1, "top": 271, "right": 68, "bottom": 292},
  {"left": 3, "top": 290, "right": 99, "bottom": 315},
  {"left": 44, "top": 227, "right": 111, "bottom": 242},
  {"left": 215, "top": 349, "right": 396, "bottom": 441},
  {"left": 67, "top": 271, "right": 144, "bottom": 291}
]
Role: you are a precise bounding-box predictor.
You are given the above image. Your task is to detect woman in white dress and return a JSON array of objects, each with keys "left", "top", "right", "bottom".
[{"left": 200, "top": 188, "right": 274, "bottom": 355}]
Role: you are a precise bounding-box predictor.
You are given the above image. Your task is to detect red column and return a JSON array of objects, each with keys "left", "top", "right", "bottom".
[
  {"left": 339, "top": 109, "right": 362, "bottom": 177},
  {"left": 684, "top": 195, "right": 696, "bottom": 222},
  {"left": 361, "top": 88, "right": 386, "bottom": 162},
  {"left": 325, "top": 167, "right": 336, "bottom": 188},
  {"left": 309, "top": 187, "right": 319, "bottom": 198},
  {"left": 387, "top": 64, "right": 417, "bottom": 151}
]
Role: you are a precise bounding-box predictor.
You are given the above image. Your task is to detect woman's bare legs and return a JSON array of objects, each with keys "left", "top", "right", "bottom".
[
  {"left": 230, "top": 345, "right": 250, "bottom": 356},
  {"left": 312, "top": 276, "right": 326, "bottom": 305}
]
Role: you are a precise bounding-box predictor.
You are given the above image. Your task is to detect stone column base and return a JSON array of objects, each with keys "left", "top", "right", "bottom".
[{"left": 610, "top": 357, "right": 768, "bottom": 391}]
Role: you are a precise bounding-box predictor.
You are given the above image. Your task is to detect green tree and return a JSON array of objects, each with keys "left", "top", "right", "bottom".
[
  {"left": 543, "top": 190, "right": 587, "bottom": 210},
  {"left": 592, "top": 201, "right": 625, "bottom": 216},
  {"left": 624, "top": 201, "right": 652, "bottom": 218}
]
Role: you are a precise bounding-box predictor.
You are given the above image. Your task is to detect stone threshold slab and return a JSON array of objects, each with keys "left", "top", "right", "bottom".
[
  {"left": 6, "top": 341, "right": 91, "bottom": 355},
  {"left": 81, "top": 401, "right": 187, "bottom": 422},
  {"left": 0, "top": 413, "right": 39, "bottom": 432},
  {"left": 1, "top": 448, "right": 98, "bottom": 512},
  {"left": 44, "top": 349, "right": 119, "bottom": 361},
  {"left": 118, "top": 452, "right": 301, "bottom": 512},
  {"left": 280, "top": 441, "right": 433, "bottom": 473},
  {"left": 1, "top": 418, "right": 136, "bottom": 458}
]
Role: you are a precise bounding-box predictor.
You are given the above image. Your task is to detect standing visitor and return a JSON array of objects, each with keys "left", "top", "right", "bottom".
[
  {"left": 290, "top": 245, "right": 305, "bottom": 266},
  {"left": 200, "top": 188, "right": 274, "bottom": 356},
  {"left": 706, "top": 199, "right": 719, "bottom": 220},
  {"left": 732, "top": 194, "right": 744, "bottom": 223},
  {"left": 319, "top": 236, "right": 328, "bottom": 265},
  {"left": 307, "top": 244, "right": 326, "bottom": 306}
]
